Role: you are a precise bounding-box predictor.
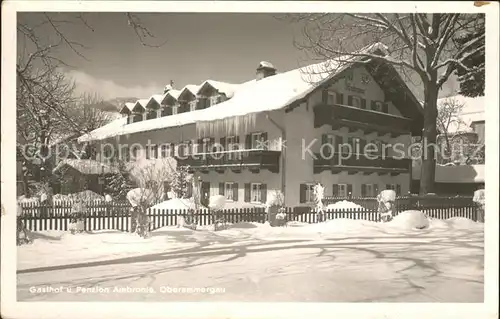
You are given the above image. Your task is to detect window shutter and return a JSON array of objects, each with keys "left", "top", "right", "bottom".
[
  {"left": 347, "top": 184, "right": 353, "bottom": 197},
  {"left": 374, "top": 184, "right": 379, "bottom": 196},
  {"left": 261, "top": 132, "right": 268, "bottom": 150},
  {"left": 220, "top": 137, "right": 226, "bottom": 151},
  {"left": 244, "top": 183, "right": 251, "bottom": 202},
  {"left": 334, "top": 135, "right": 342, "bottom": 155},
  {"left": 386, "top": 184, "right": 391, "bottom": 190},
  {"left": 347, "top": 95, "right": 353, "bottom": 106},
  {"left": 361, "top": 98, "right": 366, "bottom": 109},
  {"left": 235, "top": 136, "right": 240, "bottom": 149},
  {"left": 332, "top": 184, "right": 339, "bottom": 197},
  {"left": 299, "top": 184, "right": 307, "bottom": 203},
  {"left": 245, "top": 134, "right": 252, "bottom": 149},
  {"left": 233, "top": 183, "right": 239, "bottom": 201},
  {"left": 382, "top": 103, "right": 389, "bottom": 113},
  {"left": 336, "top": 93, "right": 344, "bottom": 105},
  {"left": 219, "top": 183, "right": 224, "bottom": 196},
  {"left": 322, "top": 88, "right": 328, "bottom": 104},
  {"left": 261, "top": 184, "right": 267, "bottom": 203},
  {"left": 371, "top": 100, "right": 377, "bottom": 111},
  {"left": 361, "top": 184, "right": 366, "bottom": 197},
  {"left": 396, "top": 184, "right": 401, "bottom": 196}
]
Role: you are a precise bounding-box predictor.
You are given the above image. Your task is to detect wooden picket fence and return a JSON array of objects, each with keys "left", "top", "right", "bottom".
[{"left": 18, "top": 199, "right": 479, "bottom": 232}]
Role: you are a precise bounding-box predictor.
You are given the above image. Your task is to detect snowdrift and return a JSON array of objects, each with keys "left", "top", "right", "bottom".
[
  {"left": 323, "top": 201, "right": 364, "bottom": 211},
  {"left": 389, "top": 210, "right": 430, "bottom": 230}
]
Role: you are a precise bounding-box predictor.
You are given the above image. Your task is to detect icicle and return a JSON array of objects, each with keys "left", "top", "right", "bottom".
[{"left": 196, "top": 113, "right": 257, "bottom": 138}]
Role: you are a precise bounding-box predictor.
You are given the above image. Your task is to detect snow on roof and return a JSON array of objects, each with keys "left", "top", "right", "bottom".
[
  {"left": 438, "top": 95, "right": 485, "bottom": 133},
  {"left": 179, "top": 85, "right": 200, "bottom": 98},
  {"left": 165, "top": 89, "right": 181, "bottom": 100},
  {"left": 200, "top": 80, "right": 238, "bottom": 98},
  {"left": 53, "top": 159, "right": 120, "bottom": 175},
  {"left": 151, "top": 94, "right": 165, "bottom": 104},
  {"left": 78, "top": 43, "right": 390, "bottom": 142},
  {"left": 258, "top": 61, "right": 276, "bottom": 69},
  {"left": 119, "top": 102, "right": 135, "bottom": 113}
]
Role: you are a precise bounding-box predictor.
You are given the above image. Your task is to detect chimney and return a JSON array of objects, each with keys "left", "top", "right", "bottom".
[
  {"left": 163, "top": 80, "right": 174, "bottom": 94},
  {"left": 256, "top": 61, "right": 277, "bottom": 81}
]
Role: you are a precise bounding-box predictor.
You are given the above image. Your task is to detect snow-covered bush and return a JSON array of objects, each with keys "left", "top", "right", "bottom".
[
  {"left": 209, "top": 195, "right": 226, "bottom": 211},
  {"left": 377, "top": 189, "right": 396, "bottom": 222},
  {"left": 68, "top": 200, "right": 86, "bottom": 234},
  {"left": 473, "top": 189, "right": 485, "bottom": 222},
  {"left": 313, "top": 183, "right": 325, "bottom": 222},
  {"left": 266, "top": 190, "right": 285, "bottom": 208}
]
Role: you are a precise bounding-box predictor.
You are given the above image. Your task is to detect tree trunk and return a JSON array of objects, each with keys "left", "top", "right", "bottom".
[{"left": 420, "top": 78, "right": 439, "bottom": 195}]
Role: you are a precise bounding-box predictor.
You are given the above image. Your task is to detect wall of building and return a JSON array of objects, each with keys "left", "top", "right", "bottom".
[{"left": 196, "top": 169, "right": 281, "bottom": 204}]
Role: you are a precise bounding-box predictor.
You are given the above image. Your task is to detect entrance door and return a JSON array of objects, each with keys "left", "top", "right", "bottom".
[{"left": 200, "top": 182, "right": 210, "bottom": 206}]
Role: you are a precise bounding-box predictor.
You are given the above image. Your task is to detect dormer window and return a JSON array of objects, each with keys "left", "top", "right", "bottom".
[
  {"left": 210, "top": 95, "right": 219, "bottom": 106},
  {"left": 146, "top": 109, "right": 157, "bottom": 120},
  {"left": 189, "top": 100, "right": 197, "bottom": 112}
]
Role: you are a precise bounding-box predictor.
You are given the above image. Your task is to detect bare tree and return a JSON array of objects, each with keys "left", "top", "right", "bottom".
[
  {"left": 436, "top": 97, "right": 466, "bottom": 164},
  {"left": 126, "top": 157, "right": 177, "bottom": 237},
  {"left": 278, "top": 13, "right": 485, "bottom": 194}
]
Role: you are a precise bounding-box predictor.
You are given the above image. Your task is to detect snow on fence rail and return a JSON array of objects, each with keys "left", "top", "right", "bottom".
[
  {"left": 18, "top": 200, "right": 479, "bottom": 232},
  {"left": 322, "top": 195, "right": 475, "bottom": 210}
]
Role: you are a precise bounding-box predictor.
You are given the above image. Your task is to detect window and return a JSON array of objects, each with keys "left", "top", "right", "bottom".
[
  {"left": 305, "top": 183, "right": 315, "bottom": 203},
  {"left": 210, "top": 95, "right": 219, "bottom": 106},
  {"left": 197, "top": 137, "right": 211, "bottom": 154},
  {"left": 189, "top": 100, "right": 197, "bottom": 112},
  {"left": 371, "top": 100, "right": 383, "bottom": 112},
  {"left": 351, "top": 137, "right": 361, "bottom": 154},
  {"left": 172, "top": 105, "right": 178, "bottom": 115},
  {"left": 160, "top": 143, "right": 172, "bottom": 158},
  {"left": 121, "top": 146, "right": 130, "bottom": 162},
  {"left": 251, "top": 132, "right": 263, "bottom": 149},
  {"left": 225, "top": 182, "right": 234, "bottom": 201},
  {"left": 361, "top": 74, "right": 370, "bottom": 85},
  {"left": 361, "top": 184, "right": 378, "bottom": 197},
  {"left": 349, "top": 95, "right": 362, "bottom": 108},
  {"left": 327, "top": 91, "right": 337, "bottom": 105},
  {"left": 386, "top": 184, "right": 401, "bottom": 195},
  {"left": 338, "top": 184, "right": 348, "bottom": 197},
  {"left": 251, "top": 183, "right": 262, "bottom": 203}
]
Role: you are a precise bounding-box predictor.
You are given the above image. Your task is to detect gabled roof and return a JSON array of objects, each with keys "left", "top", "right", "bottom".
[
  {"left": 198, "top": 80, "right": 238, "bottom": 98},
  {"left": 78, "top": 42, "right": 422, "bottom": 142},
  {"left": 145, "top": 94, "right": 164, "bottom": 109},
  {"left": 119, "top": 102, "right": 135, "bottom": 114},
  {"left": 131, "top": 99, "right": 149, "bottom": 112},
  {"left": 53, "top": 159, "right": 120, "bottom": 175},
  {"left": 178, "top": 85, "right": 200, "bottom": 100}
]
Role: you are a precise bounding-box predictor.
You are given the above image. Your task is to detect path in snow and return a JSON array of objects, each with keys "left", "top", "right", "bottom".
[{"left": 17, "top": 220, "right": 484, "bottom": 302}]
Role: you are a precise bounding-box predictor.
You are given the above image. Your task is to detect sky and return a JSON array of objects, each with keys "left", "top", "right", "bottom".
[{"left": 18, "top": 12, "right": 459, "bottom": 101}]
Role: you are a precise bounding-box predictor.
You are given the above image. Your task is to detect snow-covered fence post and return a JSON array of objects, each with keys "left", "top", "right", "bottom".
[
  {"left": 473, "top": 189, "right": 485, "bottom": 223},
  {"left": 313, "top": 183, "right": 325, "bottom": 223},
  {"left": 377, "top": 189, "right": 396, "bottom": 222}
]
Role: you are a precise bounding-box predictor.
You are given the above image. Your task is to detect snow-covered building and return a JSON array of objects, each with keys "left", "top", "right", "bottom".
[{"left": 78, "top": 43, "right": 424, "bottom": 206}]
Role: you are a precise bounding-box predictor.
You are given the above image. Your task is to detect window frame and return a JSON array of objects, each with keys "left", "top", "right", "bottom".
[
  {"left": 225, "top": 182, "right": 235, "bottom": 201},
  {"left": 338, "top": 183, "right": 348, "bottom": 197},
  {"left": 305, "top": 183, "right": 315, "bottom": 203},
  {"left": 250, "top": 183, "right": 262, "bottom": 203},
  {"left": 251, "top": 132, "right": 263, "bottom": 149}
]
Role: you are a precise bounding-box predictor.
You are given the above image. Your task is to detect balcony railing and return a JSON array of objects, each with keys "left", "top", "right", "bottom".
[
  {"left": 175, "top": 149, "right": 281, "bottom": 173},
  {"left": 314, "top": 103, "right": 413, "bottom": 137},
  {"left": 313, "top": 152, "right": 411, "bottom": 175}
]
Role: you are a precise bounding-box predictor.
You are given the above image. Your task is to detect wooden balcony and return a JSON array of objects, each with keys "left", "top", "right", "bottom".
[
  {"left": 314, "top": 103, "right": 413, "bottom": 137},
  {"left": 313, "top": 152, "right": 411, "bottom": 175},
  {"left": 175, "top": 149, "right": 281, "bottom": 173}
]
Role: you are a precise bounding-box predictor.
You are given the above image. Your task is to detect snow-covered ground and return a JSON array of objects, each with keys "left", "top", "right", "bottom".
[{"left": 17, "top": 212, "right": 484, "bottom": 302}]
